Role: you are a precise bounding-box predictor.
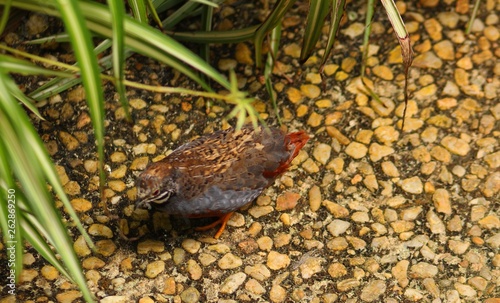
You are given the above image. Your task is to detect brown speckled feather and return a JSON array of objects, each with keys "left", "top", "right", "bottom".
[{"left": 136, "top": 125, "right": 309, "bottom": 216}]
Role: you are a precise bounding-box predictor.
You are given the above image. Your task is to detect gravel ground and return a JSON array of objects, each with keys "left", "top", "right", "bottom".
[{"left": 1, "top": 0, "right": 499, "bottom": 302}]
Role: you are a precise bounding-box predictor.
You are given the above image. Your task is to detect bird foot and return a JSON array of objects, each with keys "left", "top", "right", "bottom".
[{"left": 194, "top": 212, "right": 234, "bottom": 239}]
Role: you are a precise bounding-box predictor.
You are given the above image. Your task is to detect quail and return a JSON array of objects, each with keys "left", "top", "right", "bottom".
[{"left": 136, "top": 125, "right": 309, "bottom": 238}]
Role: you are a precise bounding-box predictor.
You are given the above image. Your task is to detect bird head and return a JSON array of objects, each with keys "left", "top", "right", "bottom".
[{"left": 135, "top": 171, "right": 176, "bottom": 209}]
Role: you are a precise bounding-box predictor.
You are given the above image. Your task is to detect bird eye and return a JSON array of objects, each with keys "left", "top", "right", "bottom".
[{"left": 152, "top": 190, "right": 159, "bottom": 196}]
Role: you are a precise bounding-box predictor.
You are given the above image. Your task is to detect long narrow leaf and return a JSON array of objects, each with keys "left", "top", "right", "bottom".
[
  {"left": 254, "top": 0, "right": 297, "bottom": 68},
  {"left": 128, "top": 0, "right": 148, "bottom": 23},
  {"left": 361, "top": 0, "right": 375, "bottom": 77},
  {"left": 320, "top": 0, "right": 345, "bottom": 70},
  {"left": 0, "top": 71, "right": 94, "bottom": 302},
  {"left": 109, "top": 0, "right": 131, "bottom": 122},
  {"left": 300, "top": 0, "right": 330, "bottom": 62}
]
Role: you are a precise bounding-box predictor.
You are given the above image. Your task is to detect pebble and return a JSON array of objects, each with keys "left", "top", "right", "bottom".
[
  {"left": 220, "top": 272, "right": 247, "bottom": 294},
  {"left": 327, "top": 220, "right": 351, "bottom": 237},
  {"left": 270, "top": 284, "right": 287, "bottom": 303},
  {"left": 137, "top": 240, "right": 164, "bottom": 254},
  {"left": 413, "top": 52, "right": 443, "bottom": 69},
  {"left": 454, "top": 282, "right": 477, "bottom": 297},
  {"left": 180, "top": 287, "right": 200, "bottom": 303},
  {"left": 276, "top": 191, "right": 301, "bottom": 211},
  {"left": 427, "top": 210, "right": 446, "bottom": 234},
  {"left": 441, "top": 136, "right": 471, "bottom": 156},
  {"left": 360, "top": 280, "right": 386, "bottom": 302},
  {"left": 345, "top": 142, "right": 368, "bottom": 159},
  {"left": 372, "top": 65, "right": 394, "bottom": 80},
  {"left": 323, "top": 200, "right": 349, "bottom": 218},
  {"left": 400, "top": 177, "right": 423, "bottom": 194},
  {"left": 299, "top": 257, "right": 324, "bottom": 279},
  {"left": 392, "top": 260, "right": 409, "bottom": 287},
  {"left": 410, "top": 262, "right": 438, "bottom": 278},
  {"left": 369, "top": 143, "right": 395, "bottom": 162},
  {"left": 448, "top": 239, "right": 470, "bottom": 255},
  {"left": 308, "top": 185, "right": 322, "bottom": 212},
  {"left": 248, "top": 205, "right": 273, "bottom": 218},
  {"left": 312, "top": 143, "right": 332, "bottom": 165},
  {"left": 267, "top": 251, "right": 290, "bottom": 270},
  {"left": 433, "top": 40, "right": 455, "bottom": 60},
  {"left": 244, "top": 264, "right": 271, "bottom": 281},
  {"left": 145, "top": 260, "right": 164, "bottom": 278},
  {"left": 218, "top": 253, "right": 242, "bottom": 270},
  {"left": 432, "top": 189, "right": 452, "bottom": 215},
  {"left": 187, "top": 260, "right": 202, "bottom": 280},
  {"left": 88, "top": 224, "right": 113, "bottom": 238},
  {"left": 245, "top": 279, "right": 266, "bottom": 295}
]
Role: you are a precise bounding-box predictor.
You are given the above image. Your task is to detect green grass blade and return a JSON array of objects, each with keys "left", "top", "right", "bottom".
[
  {"left": 254, "top": 0, "right": 297, "bottom": 68},
  {"left": 109, "top": 0, "right": 132, "bottom": 122},
  {"left": 0, "top": 71, "right": 94, "bottom": 302},
  {"left": 128, "top": 0, "right": 148, "bottom": 23},
  {"left": 320, "top": 0, "right": 345, "bottom": 70},
  {"left": 55, "top": 0, "right": 106, "bottom": 199},
  {"left": 300, "top": 0, "right": 330, "bottom": 62},
  {"left": 264, "top": 24, "right": 282, "bottom": 125},
  {"left": 361, "top": 0, "right": 375, "bottom": 77}
]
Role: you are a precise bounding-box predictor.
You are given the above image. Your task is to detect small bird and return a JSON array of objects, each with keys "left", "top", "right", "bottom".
[{"left": 136, "top": 125, "right": 309, "bottom": 238}]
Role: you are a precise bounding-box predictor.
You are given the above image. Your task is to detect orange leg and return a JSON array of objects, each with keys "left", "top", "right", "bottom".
[{"left": 194, "top": 212, "right": 234, "bottom": 239}]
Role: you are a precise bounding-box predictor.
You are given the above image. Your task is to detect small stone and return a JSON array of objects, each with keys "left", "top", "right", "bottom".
[
  {"left": 352, "top": 212, "right": 370, "bottom": 223},
  {"left": 381, "top": 161, "right": 399, "bottom": 177},
  {"left": 345, "top": 142, "right": 368, "bottom": 159},
  {"left": 302, "top": 157, "right": 319, "bottom": 173},
  {"left": 337, "top": 278, "right": 361, "bottom": 292},
  {"left": 56, "top": 291, "right": 83, "bottom": 303},
  {"left": 307, "top": 111, "right": 324, "bottom": 127},
  {"left": 218, "top": 253, "right": 242, "bottom": 269},
  {"left": 413, "top": 52, "right": 443, "bottom": 69},
  {"left": 410, "top": 262, "right": 438, "bottom": 278},
  {"left": 235, "top": 43, "right": 253, "bottom": 65},
  {"left": 182, "top": 239, "right": 201, "bottom": 254},
  {"left": 482, "top": 172, "right": 500, "bottom": 197},
  {"left": 41, "top": 265, "right": 59, "bottom": 280},
  {"left": 441, "top": 136, "right": 471, "bottom": 156},
  {"left": 374, "top": 126, "right": 399, "bottom": 144},
  {"left": 448, "top": 239, "right": 470, "bottom": 255},
  {"left": 267, "top": 251, "right": 290, "bottom": 270},
  {"left": 187, "top": 260, "right": 202, "bottom": 280},
  {"left": 137, "top": 240, "right": 164, "bottom": 254},
  {"left": 400, "top": 177, "right": 423, "bottom": 194},
  {"left": 270, "top": 284, "right": 287, "bottom": 303},
  {"left": 220, "top": 272, "right": 247, "bottom": 294},
  {"left": 95, "top": 240, "right": 116, "bottom": 257},
  {"left": 88, "top": 224, "right": 113, "bottom": 238},
  {"left": 323, "top": 200, "right": 349, "bottom": 218},
  {"left": 392, "top": 260, "right": 409, "bottom": 287},
  {"left": 454, "top": 283, "right": 477, "bottom": 298},
  {"left": 244, "top": 264, "right": 271, "bottom": 281},
  {"left": 59, "top": 131, "right": 80, "bottom": 151},
  {"left": 276, "top": 191, "right": 301, "bottom": 211},
  {"left": 484, "top": 151, "right": 500, "bottom": 168},
  {"left": 245, "top": 279, "right": 266, "bottom": 295},
  {"left": 433, "top": 40, "right": 455, "bottom": 60},
  {"left": 71, "top": 198, "right": 92, "bottom": 212},
  {"left": 180, "top": 287, "right": 200, "bottom": 303},
  {"left": 248, "top": 205, "right": 273, "bottom": 218},
  {"left": 360, "top": 280, "right": 386, "bottom": 302},
  {"left": 372, "top": 65, "right": 394, "bottom": 80},
  {"left": 145, "top": 260, "right": 165, "bottom": 278},
  {"left": 327, "top": 220, "right": 351, "bottom": 237},
  {"left": 468, "top": 276, "right": 488, "bottom": 291},
  {"left": 312, "top": 143, "right": 332, "bottom": 165},
  {"left": 308, "top": 185, "right": 322, "bottom": 212},
  {"left": 427, "top": 210, "right": 446, "bottom": 234},
  {"left": 432, "top": 189, "right": 452, "bottom": 215},
  {"left": 447, "top": 215, "right": 463, "bottom": 232},
  {"left": 218, "top": 59, "right": 237, "bottom": 71},
  {"left": 478, "top": 215, "right": 500, "bottom": 230},
  {"left": 369, "top": 143, "right": 395, "bottom": 162},
  {"left": 299, "top": 257, "right": 324, "bottom": 279},
  {"left": 342, "top": 22, "right": 365, "bottom": 38},
  {"left": 430, "top": 146, "right": 451, "bottom": 163},
  {"left": 404, "top": 289, "right": 424, "bottom": 301},
  {"left": 327, "top": 237, "right": 348, "bottom": 251},
  {"left": 300, "top": 84, "right": 321, "bottom": 99}
]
